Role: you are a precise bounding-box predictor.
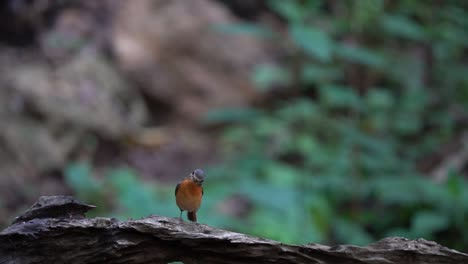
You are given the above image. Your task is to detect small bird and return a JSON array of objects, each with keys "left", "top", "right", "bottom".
[{"left": 175, "top": 169, "right": 205, "bottom": 222}]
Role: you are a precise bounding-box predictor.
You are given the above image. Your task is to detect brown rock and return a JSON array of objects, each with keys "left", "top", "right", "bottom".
[{"left": 111, "top": 0, "right": 269, "bottom": 120}]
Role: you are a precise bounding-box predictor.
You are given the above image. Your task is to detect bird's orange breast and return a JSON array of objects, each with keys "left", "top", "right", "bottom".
[{"left": 175, "top": 179, "right": 203, "bottom": 212}]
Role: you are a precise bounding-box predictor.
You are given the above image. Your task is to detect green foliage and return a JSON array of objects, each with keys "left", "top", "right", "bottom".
[
  {"left": 65, "top": 161, "right": 175, "bottom": 219},
  {"left": 334, "top": 44, "right": 386, "bottom": 67},
  {"left": 204, "top": 0, "right": 468, "bottom": 250},
  {"left": 381, "top": 14, "right": 427, "bottom": 41},
  {"left": 252, "top": 64, "right": 291, "bottom": 90},
  {"left": 64, "top": 162, "right": 106, "bottom": 216},
  {"left": 291, "top": 24, "right": 332, "bottom": 62}
]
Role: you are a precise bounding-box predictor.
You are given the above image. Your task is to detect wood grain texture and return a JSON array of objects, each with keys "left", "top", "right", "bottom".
[{"left": 1, "top": 196, "right": 467, "bottom": 264}]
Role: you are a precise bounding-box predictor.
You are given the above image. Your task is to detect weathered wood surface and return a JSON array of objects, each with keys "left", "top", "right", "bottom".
[{"left": 1, "top": 196, "right": 467, "bottom": 264}]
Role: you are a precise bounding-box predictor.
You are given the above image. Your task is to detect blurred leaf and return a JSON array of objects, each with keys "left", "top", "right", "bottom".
[
  {"left": 241, "top": 181, "right": 298, "bottom": 212},
  {"left": 366, "top": 88, "right": 395, "bottom": 110},
  {"left": 250, "top": 209, "right": 298, "bottom": 243},
  {"left": 277, "top": 99, "right": 320, "bottom": 122},
  {"left": 262, "top": 162, "right": 302, "bottom": 187},
  {"left": 371, "top": 176, "right": 422, "bottom": 205},
  {"left": 291, "top": 133, "right": 320, "bottom": 156},
  {"left": 417, "top": 179, "right": 453, "bottom": 210},
  {"left": 290, "top": 24, "right": 332, "bottom": 62},
  {"left": 411, "top": 211, "right": 450, "bottom": 237},
  {"left": 334, "top": 219, "right": 373, "bottom": 246},
  {"left": 268, "top": 0, "right": 304, "bottom": 22},
  {"left": 319, "top": 85, "right": 361, "bottom": 110},
  {"left": 334, "top": 44, "right": 386, "bottom": 67},
  {"left": 308, "top": 194, "right": 332, "bottom": 241},
  {"left": 446, "top": 171, "right": 464, "bottom": 198},
  {"left": 64, "top": 161, "right": 108, "bottom": 216},
  {"left": 107, "top": 168, "right": 139, "bottom": 193},
  {"left": 212, "top": 23, "right": 275, "bottom": 38},
  {"left": 443, "top": 6, "right": 468, "bottom": 29},
  {"left": 381, "top": 15, "right": 427, "bottom": 41},
  {"left": 301, "top": 64, "right": 342, "bottom": 84},
  {"left": 64, "top": 161, "right": 101, "bottom": 200},
  {"left": 387, "top": 51, "right": 425, "bottom": 89},
  {"left": 253, "top": 116, "right": 282, "bottom": 137},
  {"left": 107, "top": 168, "right": 157, "bottom": 218},
  {"left": 393, "top": 113, "right": 422, "bottom": 135},
  {"left": 221, "top": 126, "right": 252, "bottom": 148},
  {"left": 351, "top": 0, "right": 385, "bottom": 32},
  {"left": 252, "top": 64, "right": 291, "bottom": 90},
  {"left": 392, "top": 89, "right": 427, "bottom": 135}
]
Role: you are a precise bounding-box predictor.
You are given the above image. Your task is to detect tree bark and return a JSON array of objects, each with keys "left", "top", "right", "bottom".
[{"left": 1, "top": 196, "right": 467, "bottom": 264}]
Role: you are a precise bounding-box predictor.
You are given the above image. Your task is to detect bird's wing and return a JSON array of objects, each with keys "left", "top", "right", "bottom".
[{"left": 175, "top": 182, "right": 181, "bottom": 196}]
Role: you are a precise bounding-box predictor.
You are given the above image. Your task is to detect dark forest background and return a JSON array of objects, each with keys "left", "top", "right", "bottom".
[{"left": 0, "top": 0, "right": 468, "bottom": 252}]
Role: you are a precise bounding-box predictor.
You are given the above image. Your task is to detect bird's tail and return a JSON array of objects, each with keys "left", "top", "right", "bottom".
[{"left": 187, "top": 211, "right": 197, "bottom": 222}]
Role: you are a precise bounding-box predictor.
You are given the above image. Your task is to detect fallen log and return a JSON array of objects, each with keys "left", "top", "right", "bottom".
[{"left": 1, "top": 196, "right": 466, "bottom": 264}]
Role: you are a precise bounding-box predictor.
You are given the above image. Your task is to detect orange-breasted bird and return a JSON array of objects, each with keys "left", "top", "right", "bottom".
[{"left": 175, "top": 169, "right": 205, "bottom": 222}]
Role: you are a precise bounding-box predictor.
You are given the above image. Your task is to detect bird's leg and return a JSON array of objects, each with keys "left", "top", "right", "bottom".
[{"left": 179, "top": 210, "right": 183, "bottom": 221}]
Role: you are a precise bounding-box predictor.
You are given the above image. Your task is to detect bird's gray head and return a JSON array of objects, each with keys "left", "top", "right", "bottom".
[{"left": 190, "top": 169, "right": 205, "bottom": 184}]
